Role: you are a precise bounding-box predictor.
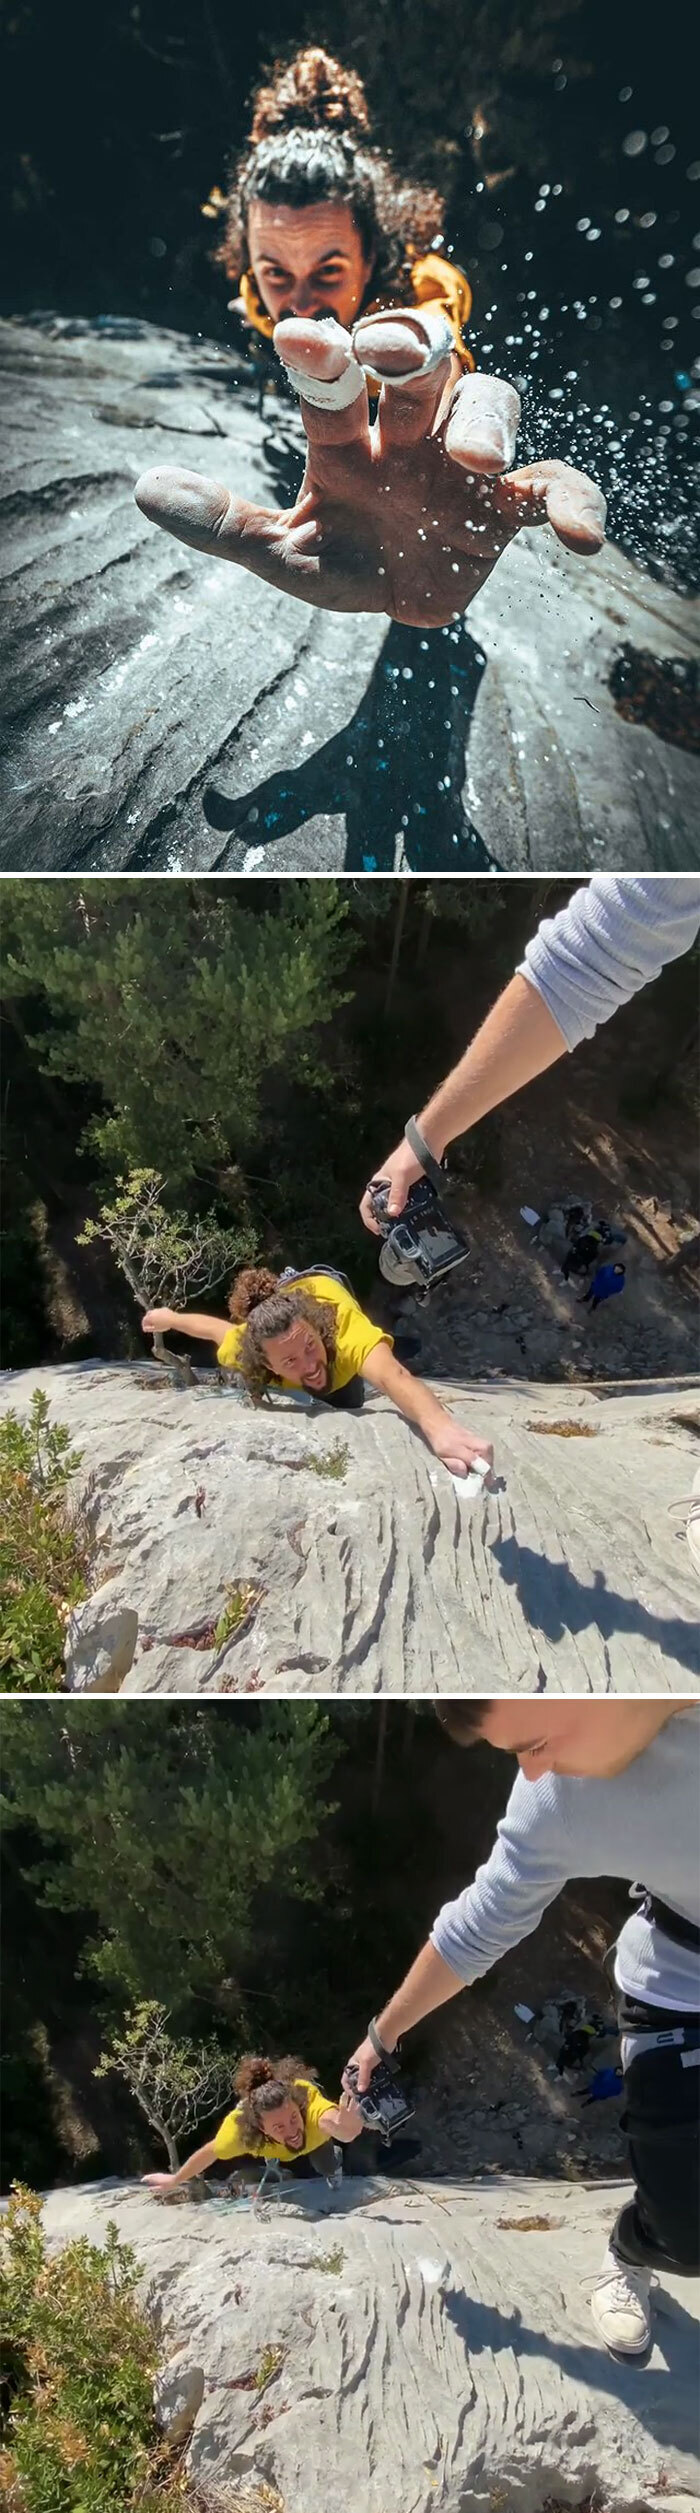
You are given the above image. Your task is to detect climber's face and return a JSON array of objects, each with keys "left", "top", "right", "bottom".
[
  {"left": 263, "top": 1315, "right": 329, "bottom": 1391},
  {"left": 482, "top": 1702, "right": 683, "bottom": 1781},
  {"left": 260, "top": 2098, "right": 305, "bottom": 2150},
  {"left": 247, "top": 199, "right": 374, "bottom": 329}
]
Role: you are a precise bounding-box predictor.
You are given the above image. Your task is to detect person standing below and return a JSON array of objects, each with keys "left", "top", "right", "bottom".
[
  {"left": 582, "top": 1259, "right": 626, "bottom": 1313},
  {"left": 346, "top": 1702, "right": 699, "bottom": 2360}
]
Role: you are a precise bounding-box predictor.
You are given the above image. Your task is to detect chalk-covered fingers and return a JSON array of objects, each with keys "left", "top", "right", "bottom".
[
  {"left": 353, "top": 307, "right": 455, "bottom": 443},
  {"left": 273, "top": 315, "right": 370, "bottom": 447},
  {"left": 499, "top": 459, "right": 607, "bottom": 554},
  {"left": 444, "top": 372, "right": 521, "bottom": 475}
]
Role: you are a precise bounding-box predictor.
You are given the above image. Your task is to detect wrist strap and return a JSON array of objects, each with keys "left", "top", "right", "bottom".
[
  {"left": 404, "top": 1115, "right": 445, "bottom": 1194},
  {"left": 368, "top": 2016, "right": 396, "bottom": 2065}
]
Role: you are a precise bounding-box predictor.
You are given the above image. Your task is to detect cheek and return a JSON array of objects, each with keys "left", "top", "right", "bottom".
[{"left": 256, "top": 276, "right": 284, "bottom": 314}]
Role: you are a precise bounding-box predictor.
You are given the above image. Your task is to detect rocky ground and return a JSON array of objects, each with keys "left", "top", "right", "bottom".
[
  {"left": 2, "top": 1361, "right": 697, "bottom": 1695},
  {"left": 2, "top": 314, "right": 699, "bottom": 873},
  {"left": 37, "top": 2174, "right": 700, "bottom": 2513}
]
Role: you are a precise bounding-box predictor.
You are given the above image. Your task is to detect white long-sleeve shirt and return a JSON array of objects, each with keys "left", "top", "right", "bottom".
[
  {"left": 517, "top": 875, "right": 700, "bottom": 1050},
  {"left": 431, "top": 1710, "right": 700, "bottom": 2014}
]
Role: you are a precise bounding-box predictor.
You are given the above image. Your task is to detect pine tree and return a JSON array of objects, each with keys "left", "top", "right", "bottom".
[
  {"left": 0, "top": 1702, "right": 339, "bottom": 2030},
  {"left": 1, "top": 883, "right": 355, "bottom": 1193}
]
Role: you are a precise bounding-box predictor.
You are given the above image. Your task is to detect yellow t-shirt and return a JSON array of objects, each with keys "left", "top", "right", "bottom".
[
  {"left": 216, "top": 1272, "right": 391, "bottom": 1393},
  {"left": 212, "top": 2078, "right": 333, "bottom": 2163},
  {"left": 236, "top": 250, "right": 475, "bottom": 373}
]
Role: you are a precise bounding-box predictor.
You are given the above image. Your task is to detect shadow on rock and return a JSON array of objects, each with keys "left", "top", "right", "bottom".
[
  {"left": 443, "top": 2280, "right": 697, "bottom": 2457},
  {"left": 203, "top": 614, "right": 495, "bottom": 872},
  {"left": 491, "top": 1533, "right": 700, "bottom": 1679}
]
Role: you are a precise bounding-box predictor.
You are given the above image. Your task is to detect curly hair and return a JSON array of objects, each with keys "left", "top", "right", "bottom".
[
  {"left": 215, "top": 44, "right": 445, "bottom": 300},
  {"left": 233, "top": 2051, "right": 319, "bottom": 2143},
  {"left": 226, "top": 1265, "right": 338, "bottom": 1397}
]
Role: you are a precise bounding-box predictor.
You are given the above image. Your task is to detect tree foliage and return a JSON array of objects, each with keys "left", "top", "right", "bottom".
[
  {"left": 1, "top": 882, "right": 355, "bottom": 1192},
  {"left": 95, "top": 2003, "right": 232, "bottom": 2169},
  {"left": 0, "top": 1392, "right": 91, "bottom": 1693},
  {"left": 77, "top": 1168, "right": 254, "bottom": 1311},
  {"left": 0, "top": 2186, "right": 191, "bottom": 2513},
  {"left": 0, "top": 1703, "right": 339, "bottom": 2026}
]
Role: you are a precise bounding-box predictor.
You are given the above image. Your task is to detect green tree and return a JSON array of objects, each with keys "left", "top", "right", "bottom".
[
  {"left": 0, "top": 1703, "right": 339, "bottom": 2029},
  {"left": 77, "top": 1168, "right": 254, "bottom": 1366},
  {"left": 0, "top": 882, "right": 355, "bottom": 1193},
  {"left": 0, "top": 2186, "right": 188, "bottom": 2513},
  {"left": 0, "top": 1392, "right": 91, "bottom": 1693},
  {"left": 95, "top": 2003, "right": 232, "bottom": 2170}
]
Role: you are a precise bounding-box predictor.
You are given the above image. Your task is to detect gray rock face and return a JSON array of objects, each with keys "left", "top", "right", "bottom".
[
  {"left": 3, "top": 1361, "right": 699, "bottom": 1696},
  {"left": 65, "top": 1597, "right": 139, "bottom": 1692},
  {"left": 39, "top": 2175, "right": 700, "bottom": 2512},
  {"left": 2, "top": 315, "right": 698, "bottom": 873}
]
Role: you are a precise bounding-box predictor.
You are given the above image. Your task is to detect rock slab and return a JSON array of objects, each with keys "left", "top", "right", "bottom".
[
  {"left": 38, "top": 2174, "right": 700, "bottom": 2513},
  {"left": 2, "top": 1361, "right": 699, "bottom": 1695},
  {"left": 2, "top": 315, "right": 698, "bottom": 873}
]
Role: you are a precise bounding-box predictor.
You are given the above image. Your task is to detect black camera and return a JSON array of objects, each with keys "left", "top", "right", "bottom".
[
  {"left": 344, "top": 2058, "right": 415, "bottom": 2143},
  {"left": 367, "top": 1176, "right": 469, "bottom": 1303}
]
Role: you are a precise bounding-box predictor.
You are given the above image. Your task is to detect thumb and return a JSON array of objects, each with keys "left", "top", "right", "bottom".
[{"left": 134, "top": 468, "right": 287, "bottom": 585}]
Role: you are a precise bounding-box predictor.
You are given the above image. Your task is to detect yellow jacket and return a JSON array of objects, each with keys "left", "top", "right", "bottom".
[{"left": 235, "top": 250, "right": 475, "bottom": 374}]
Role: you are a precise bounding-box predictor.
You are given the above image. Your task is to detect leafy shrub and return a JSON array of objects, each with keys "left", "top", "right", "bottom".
[
  {"left": 0, "top": 2186, "right": 194, "bottom": 2512},
  {"left": 0, "top": 1391, "right": 91, "bottom": 1692},
  {"left": 95, "top": 2003, "right": 232, "bottom": 2171}
]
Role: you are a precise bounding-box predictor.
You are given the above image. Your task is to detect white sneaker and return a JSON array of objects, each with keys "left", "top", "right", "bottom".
[{"left": 590, "top": 2245, "right": 653, "bottom": 2355}]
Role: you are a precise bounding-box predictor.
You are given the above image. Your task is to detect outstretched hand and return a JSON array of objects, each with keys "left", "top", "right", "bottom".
[{"left": 136, "top": 310, "right": 607, "bottom": 629}]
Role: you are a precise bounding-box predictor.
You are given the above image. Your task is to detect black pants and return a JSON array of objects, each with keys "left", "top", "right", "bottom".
[
  {"left": 611, "top": 1989, "right": 700, "bottom": 2276},
  {"left": 324, "top": 1376, "right": 366, "bottom": 1413},
  {"left": 323, "top": 1334, "right": 419, "bottom": 1412},
  {"left": 289, "top": 2140, "right": 341, "bottom": 2179}
]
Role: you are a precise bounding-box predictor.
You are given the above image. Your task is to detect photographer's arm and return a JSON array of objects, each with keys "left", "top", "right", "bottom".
[
  {"left": 348, "top": 1945, "right": 465, "bottom": 2092},
  {"left": 361, "top": 875, "right": 700, "bottom": 1227},
  {"left": 360, "top": 976, "right": 563, "bottom": 1226},
  {"left": 346, "top": 1780, "right": 571, "bottom": 2091}
]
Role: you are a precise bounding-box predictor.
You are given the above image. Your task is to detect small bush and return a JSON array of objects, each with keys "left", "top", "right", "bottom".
[
  {"left": 213, "top": 1582, "right": 263, "bottom": 1649},
  {"left": 0, "top": 1392, "right": 93, "bottom": 1692},
  {"left": 0, "top": 2185, "right": 196, "bottom": 2512},
  {"left": 305, "top": 1443, "right": 348, "bottom": 1483},
  {"left": 254, "top": 2345, "right": 286, "bottom": 2392}
]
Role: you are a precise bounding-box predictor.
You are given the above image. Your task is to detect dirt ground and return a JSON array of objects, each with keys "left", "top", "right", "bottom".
[
  {"left": 411, "top": 1880, "right": 632, "bottom": 2188},
  {"left": 373, "top": 938, "right": 699, "bottom": 1391}
]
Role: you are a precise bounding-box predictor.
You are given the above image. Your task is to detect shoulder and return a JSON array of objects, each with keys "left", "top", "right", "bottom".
[
  {"left": 216, "top": 1322, "right": 244, "bottom": 1365},
  {"left": 503, "top": 1767, "right": 571, "bottom": 1844},
  {"left": 302, "top": 1274, "right": 346, "bottom": 1307}
]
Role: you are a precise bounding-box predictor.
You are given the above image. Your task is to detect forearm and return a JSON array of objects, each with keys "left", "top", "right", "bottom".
[
  {"left": 167, "top": 1311, "right": 230, "bottom": 1345},
  {"left": 393, "top": 1368, "right": 459, "bottom": 1447},
  {"left": 417, "top": 974, "right": 565, "bottom": 1159},
  {"left": 365, "top": 1348, "right": 460, "bottom": 1444},
  {"left": 375, "top": 1941, "right": 466, "bottom": 2051},
  {"left": 168, "top": 2145, "right": 214, "bottom": 2187}
]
